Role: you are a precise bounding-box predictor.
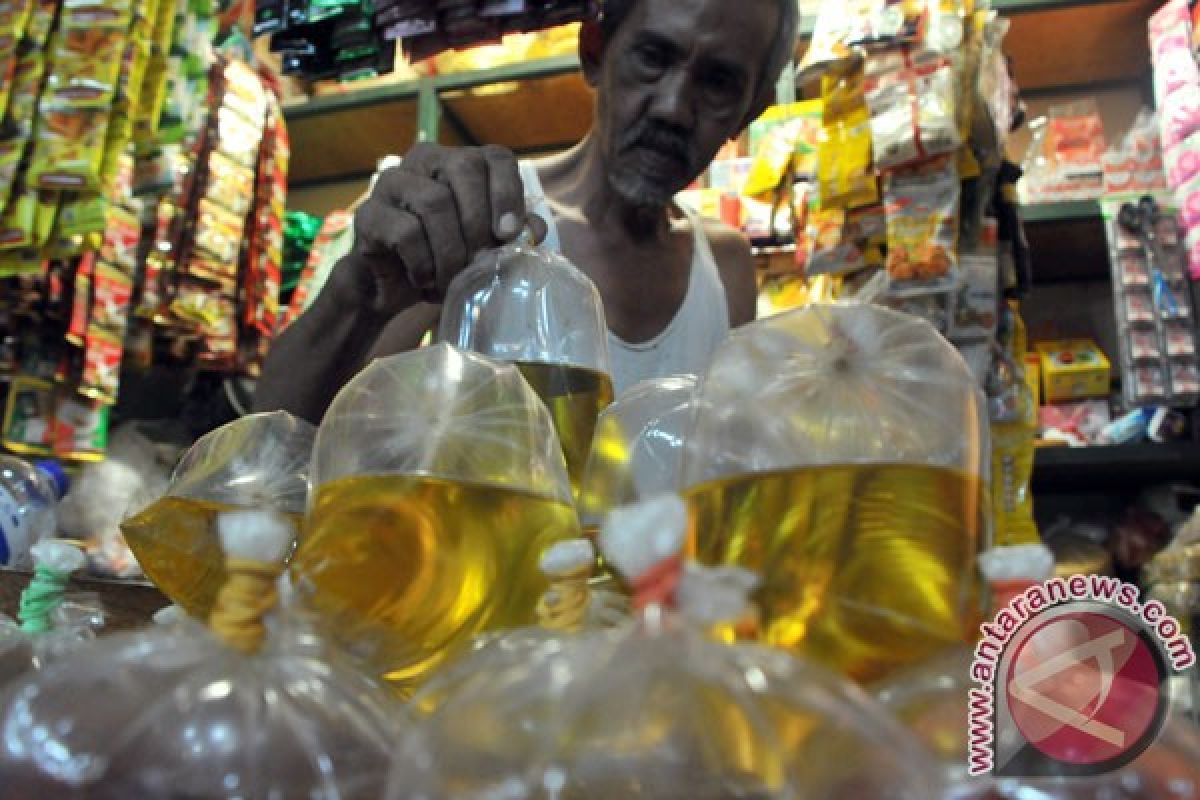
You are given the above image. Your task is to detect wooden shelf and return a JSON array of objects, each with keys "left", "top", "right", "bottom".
[
  {"left": 1023, "top": 200, "right": 1111, "bottom": 283},
  {"left": 284, "top": 1, "right": 1154, "bottom": 186},
  {"left": 1033, "top": 442, "right": 1200, "bottom": 492}
]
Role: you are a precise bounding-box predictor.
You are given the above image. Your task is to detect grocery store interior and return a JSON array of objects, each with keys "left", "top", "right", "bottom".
[{"left": 1, "top": 0, "right": 1199, "bottom": 795}]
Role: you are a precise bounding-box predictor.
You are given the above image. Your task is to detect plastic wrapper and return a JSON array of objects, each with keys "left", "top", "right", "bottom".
[
  {"left": 291, "top": 344, "right": 579, "bottom": 691},
  {"left": 1020, "top": 101, "right": 1107, "bottom": 204},
  {"left": 816, "top": 68, "right": 879, "bottom": 211},
  {"left": 876, "top": 648, "right": 1200, "bottom": 798},
  {"left": 389, "top": 494, "right": 938, "bottom": 800},
  {"left": 800, "top": 0, "right": 930, "bottom": 78},
  {"left": 884, "top": 157, "right": 961, "bottom": 291},
  {"left": 0, "top": 512, "right": 403, "bottom": 798},
  {"left": 439, "top": 240, "right": 613, "bottom": 497},
  {"left": 682, "top": 304, "right": 989, "bottom": 681},
  {"left": 119, "top": 411, "right": 315, "bottom": 619},
  {"left": 578, "top": 375, "right": 697, "bottom": 534},
  {"left": 864, "top": 52, "right": 960, "bottom": 171}
]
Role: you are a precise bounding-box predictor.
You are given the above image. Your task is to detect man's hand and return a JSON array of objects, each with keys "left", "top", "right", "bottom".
[{"left": 338, "top": 143, "right": 535, "bottom": 316}]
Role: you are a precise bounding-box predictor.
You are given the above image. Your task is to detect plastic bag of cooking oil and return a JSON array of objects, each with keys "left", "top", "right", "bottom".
[
  {"left": 876, "top": 648, "right": 1200, "bottom": 798},
  {"left": 0, "top": 509, "right": 403, "bottom": 798},
  {"left": 386, "top": 494, "right": 939, "bottom": 800},
  {"left": 0, "top": 541, "right": 105, "bottom": 688},
  {"left": 578, "top": 375, "right": 697, "bottom": 534},
  {"left": 292, "top": 344, "right": 580, "bottom": 692},
  {"left": 438, "top": 240, "right": 613, "bottom": 498},
  {"left": 683, "top": 303, "right": 989, "bottom": 682},
  {"left": 119, "top": 411, "right": 314, "bottom": 620}
]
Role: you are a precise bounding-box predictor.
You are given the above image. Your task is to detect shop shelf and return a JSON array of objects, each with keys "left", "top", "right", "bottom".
[
  {"left": 1033, "top": 442, "right": 1200, "bottom": 492},
  {"left": 285, "top": 0, "right": 1156, "bottom": 185}
]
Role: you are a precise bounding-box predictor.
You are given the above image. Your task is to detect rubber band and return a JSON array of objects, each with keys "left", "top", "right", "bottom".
[
  {"left": 209, "top": 558, "right": 283, "bottom": 655},
  {"left": 631, "top": 554, "right": 684, "bottom": 613},
  {"left": 18, "top": 563, "right": 71, "bottom": 634},
  {"left": 537, "top": 562, "right": 592, "bottom": 633}
]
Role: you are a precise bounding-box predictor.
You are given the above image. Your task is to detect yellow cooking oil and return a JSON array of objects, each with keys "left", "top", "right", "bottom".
[
  {"left": 515, "top": 361, "right": 614, "bottom": 499},
  {"left": 121, "top": 496, "right": 301, "bottom": 619},
  {"left": 292, "top": 473, "right": 579, "bottom": 690},
  {"left": 685, "top": 462, "right": 984, "bottom": 682}
]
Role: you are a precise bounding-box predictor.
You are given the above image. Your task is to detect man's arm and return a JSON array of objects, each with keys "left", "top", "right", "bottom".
[
  {"left": 704, "top": 219, "right": 758, "bottom": 327},
  {"left": 254, "top": 259, "right": 398, "bottom": 424},
  {"left": 254, "top": 143, "right": 530, "bottom": 423}
]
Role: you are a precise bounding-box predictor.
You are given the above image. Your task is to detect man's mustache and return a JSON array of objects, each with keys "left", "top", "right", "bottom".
[{"left": 621, "top": 122, "right": 692, "bottom": 167}]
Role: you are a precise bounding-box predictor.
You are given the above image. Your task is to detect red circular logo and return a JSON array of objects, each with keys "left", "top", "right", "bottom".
[{"left": 1005, "top": 610, "right": 1164, "bottom": 767}]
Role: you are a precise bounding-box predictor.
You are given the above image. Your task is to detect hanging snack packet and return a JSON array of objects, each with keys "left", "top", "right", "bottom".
[
  {"left": 801, "top": 0, "right": 929, "bottom": 78},
  {"left": 807, "top": 204, "right": 887, "bottom": 276},
  {"left": 864, "top": 52, "right": 960, "bottom": 171},
  {"left": 884, "top": 157, "right": 961, "bottom": 290},
  {"left": 816, "top": 68, "right": 878, "bottom": 210}
]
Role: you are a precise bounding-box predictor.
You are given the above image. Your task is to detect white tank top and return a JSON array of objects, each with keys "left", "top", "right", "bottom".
[{"left": 519, "top": 162, "right": 731, "bottom": 396}]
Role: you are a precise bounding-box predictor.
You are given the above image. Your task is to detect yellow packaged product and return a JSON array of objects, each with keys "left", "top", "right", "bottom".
[
  {"left": 28, "top": 107, "right": 111, "bottom": 190},
  {"left": 801, "top": 0, "right": 929, "bottom": 78},
  {"left": 0, "top": 0, "right": 33, "bottom": 37},
  {"left": 817, "top": 69, "right": 878, "bottom": 210},
  {"left": 0, "top": 186, "right": 35, "bottom": 249},
  {"left": 43, "top": 27, "right": 126, "bottom": 109},
  {"left": 987, "top": 347, "right": 1039, "bottom": 548},
  {"left": 0, "top": 32, "right": 17, "bottom": 124},
  {"left": 4, "top": 53, "right": 48, "bottom": 137}
]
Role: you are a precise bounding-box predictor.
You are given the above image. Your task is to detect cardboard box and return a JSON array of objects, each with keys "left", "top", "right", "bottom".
[{"left": 1035, "top": 339, "right": 1112, "bottom": 403}]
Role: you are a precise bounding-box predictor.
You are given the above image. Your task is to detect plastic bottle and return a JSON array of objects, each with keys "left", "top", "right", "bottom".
[{"left": 0, "top": 456, "right": 69, "bottom": 570}]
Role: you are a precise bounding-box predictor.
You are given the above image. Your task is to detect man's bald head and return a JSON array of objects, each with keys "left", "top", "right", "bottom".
[{"left": 598, "top": 0, "right": 798, "bottom": 126}]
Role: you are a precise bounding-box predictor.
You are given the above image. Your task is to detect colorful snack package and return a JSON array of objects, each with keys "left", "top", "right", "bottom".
[
  {"left": 801, "top": 0, "right": 928, "bottom": 78},
  {"left": 23, "top": 0, "right": 55, "bottom": 46},
  {"left": 948, "top": 252, "right": 998, "bottom": 341},
  {"left": 1169, "top": 361, "right": 1200, "bottom": 401},
  {"left": 90, "top": 261, "right": 133, "bottom": 335},
  {"left": 0, "top": 0, "right": 33, "bottom": 37},
  {"left": 1127, "top": 362, "right": 1170, "bottom": 405},
  {"left": 28, "top": 108, "right": 111, "bottom": 190},
  {"left": 202, "top": 151, "right": 256, "bottom": 216},
  {"left": 66, "top": 253, "right": 94, "bottom": 345},
  {"left": 215, "top": 105, "right": 262, "bottom": 171},
  {"left": 4, "top": 54, "right": 48, "bottom": 137},
  {"left": 806, "top": 204, "right": 886, "bottom": 276},
  {"left": 816, "top": 68, "right": 878, "bottom": 210},
  {"left": 193, "top": 197, "right": 246, "bottom": 266},
  {"left": 864, "top": 52, "right": 960, "bottom": 171},
  {"left": 99, "top": 206, "right": 141, "bottom": 275},
  {"left": 50, "top": 392, "right": 109, "bottom": 461},
  {"left": 43, "top": 29, "right": 126, "bottom": 109},
  {"left": 0, "top": 138, "right": 21, "bottom": 209},
  {"left": 1116, "top": 251, "right": 1151, "bottom": 288},
  {"left": 0, "top": 32, "right": 17, "bottom": 125},
  {"left": 0, "top": 187, "right": 35, "bottom": 249},
  {"left": 883, "top": 158, "right": 960, "bottom": 290},
  {"left": 80, "top": 327, "right": 123, "bottom": 403},
  {"left": 1, "top": 375, "right": 54, "bottom": 455}
]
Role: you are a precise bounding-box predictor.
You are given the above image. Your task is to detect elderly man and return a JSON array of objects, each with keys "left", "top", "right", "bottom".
[{"left": 257, "top": 0, "right": 798, "bottom": 422}]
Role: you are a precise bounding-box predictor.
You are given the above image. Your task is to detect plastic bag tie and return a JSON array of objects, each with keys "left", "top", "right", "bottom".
[
  {"left": 631, "top": 554, "right": 684, "bottom": 612},
  {"left": 18, "top": 563, "right": 71, "bottom": 634},
  {"left": 209, "top": 557, "right": 283, "bottom": 654}
]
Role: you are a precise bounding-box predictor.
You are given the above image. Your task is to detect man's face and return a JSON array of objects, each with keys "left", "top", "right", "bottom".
[{"left": 594, "top": 0, "right": 779, "bottom": 210}]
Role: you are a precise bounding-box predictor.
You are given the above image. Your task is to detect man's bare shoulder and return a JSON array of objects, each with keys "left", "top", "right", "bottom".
[{"left": 699, "top": 217, "right": 757, "bottom": 326}]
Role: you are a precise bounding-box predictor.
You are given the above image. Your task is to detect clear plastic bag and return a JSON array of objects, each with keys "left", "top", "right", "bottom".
[
  {"left": 438, "top": 240, "right": 613, "bottom": 497},
  {"left": 682, "top": 304, "right": 989, "bottom": 681},
  {"left": 119, "top": 411, "right": 315, "bottom": 618},
  {"left": 0, "top": 510, "right": 403, "bottom": 798},
  {"left": 578, "top": 375, "right": 698, "bottom": 534},
  {"left": 292, "top": 344, "right": 580, "bottom": 691},
  {"left": 388, "top": 613, "right": 939, "bottom": 800},
  {"left": 875, "top": 648, "right": 1200, "bottom": 798}
]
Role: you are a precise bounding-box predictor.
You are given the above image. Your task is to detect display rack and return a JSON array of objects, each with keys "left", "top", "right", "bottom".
[{"left": 285, "top": 0, "right": 1158, "bottom": 187}]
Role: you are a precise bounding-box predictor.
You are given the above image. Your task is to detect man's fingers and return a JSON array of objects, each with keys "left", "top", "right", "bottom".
[
  {"left": 396, "top": 174, "right": 469, "bottom": 292},
  {"left": 482, "top": 145, "right": 526, "bottom": 241},
  {"left": 435, "top": 155, "right": 493, "bottom": 258},
  {"left": 353, "top": 198, "right": 436, "bottom": 291}
]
